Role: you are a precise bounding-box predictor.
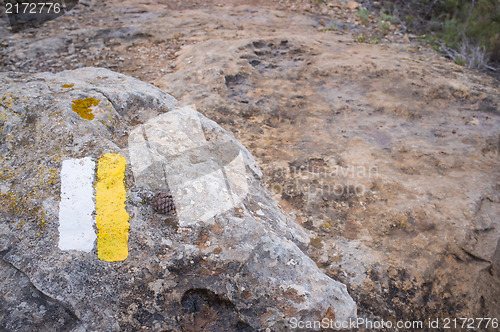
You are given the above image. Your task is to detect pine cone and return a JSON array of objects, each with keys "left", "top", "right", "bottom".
[{"left": 152, "top": 192, "right": 176, "bottom": 215}]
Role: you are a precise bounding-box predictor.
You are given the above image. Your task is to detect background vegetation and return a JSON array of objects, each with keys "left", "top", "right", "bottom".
[{"left": 374, "top": 0, "right": 500, "bottom": 70}]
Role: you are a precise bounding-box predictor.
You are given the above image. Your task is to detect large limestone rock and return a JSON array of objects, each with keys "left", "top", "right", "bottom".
[{"left": 0, "top": 68, "right": 356, "bottom": 331}]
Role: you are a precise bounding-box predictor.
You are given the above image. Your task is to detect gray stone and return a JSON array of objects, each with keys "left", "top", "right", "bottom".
[
  {"left": 0, "top": 68, "right": 356, "bottom": 331},
  {"left": 493, "top": 239, "right": 500, "bottom": 276}
]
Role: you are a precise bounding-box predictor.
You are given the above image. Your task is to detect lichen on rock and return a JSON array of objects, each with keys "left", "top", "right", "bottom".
[{"left": 71, "top": 97, "right": 100, "bottom": 120}]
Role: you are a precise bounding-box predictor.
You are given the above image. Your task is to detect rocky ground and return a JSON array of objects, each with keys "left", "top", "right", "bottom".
[{"left": 1, "top": 0, "right": 500, "bottom": 329}]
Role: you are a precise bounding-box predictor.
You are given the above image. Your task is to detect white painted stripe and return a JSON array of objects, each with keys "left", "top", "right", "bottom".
[{"left": 58, "top": 157, "right": 96, "bottom": 252}]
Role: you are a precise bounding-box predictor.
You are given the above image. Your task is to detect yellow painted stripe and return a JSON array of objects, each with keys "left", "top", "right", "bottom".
[{"left": 95, "top": 153, "right": 129, "bottom": 262}]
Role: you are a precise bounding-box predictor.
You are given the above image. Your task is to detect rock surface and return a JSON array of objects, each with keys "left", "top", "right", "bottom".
[
  {"left": 0, "top": 67, "right": 356, "bottom": 331},
  {"left": 159, "top": 31, "right": 500, "bottom": 324},
  {"left": 1, "top": 0, "right": 500, "bottom": 328}
]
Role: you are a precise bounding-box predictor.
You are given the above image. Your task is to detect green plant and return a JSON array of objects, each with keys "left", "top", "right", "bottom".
[
  {"left": 354, "top": 34, "right": 380, "bottom": 44},
  {"left": 328, "top": 20, "right": 338, "bottom": 31},
  {"left": 440, "top": 41, "right": 490, "bottom": 69},
  {"left": 453, "top": 54, "right": 467, "bottom": 66},
  {"left": 381, "top": 0, "right": 500, "bottom": 69},
  {"left": 355, "top": 34, "right": 367, "bottom": 43},
  {"left": 356, "top": 7, "right": 370, "bottom": 25},
  {"left": 322, "top": 20, "right": 338, "bottom": 32},
  {"left": 377, "top": 20, "right": 391, "bottom": 35},
  {"left": 380, "top": 8, "right": 397, "bottom": 24}
]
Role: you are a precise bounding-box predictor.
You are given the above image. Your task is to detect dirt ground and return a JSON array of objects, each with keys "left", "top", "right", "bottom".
[{"left": 1, "top": 0, "right": 500, "bottom": 328}]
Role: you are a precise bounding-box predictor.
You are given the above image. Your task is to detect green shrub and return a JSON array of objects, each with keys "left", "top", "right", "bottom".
[
  {"left": 380, "top": 8, "right": 397, "bottom": 24},
  {"left": 380, "top": 0, "right": 500, "bottom": 69},
  {"left": 377, "top": 20, "right": 391, "bottom": 35},
  {"left": 356, "top": 7, "right": 371, "bottom": 25}
]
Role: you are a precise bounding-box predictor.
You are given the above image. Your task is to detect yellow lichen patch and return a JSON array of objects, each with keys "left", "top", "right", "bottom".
[
  {"left": 95, "top": 153, "right": 129, "bottom": 262},
  {"left": 0, "top": 163, "right": 56, "bottom": 224},
  {"left": 61, "top": 84, "right": 74, "bottom": 88},
  {"left": 0, "top": 93, "right": 14, "bottom": 109},
  {"left": 0, "top": 190, "right": 47, "bottom": 229},
  {"left": 71, "top": 97, "right": 100, "bottom": 120}
]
